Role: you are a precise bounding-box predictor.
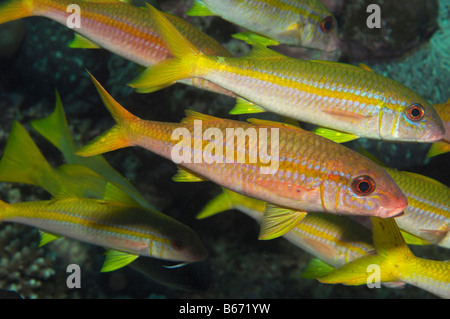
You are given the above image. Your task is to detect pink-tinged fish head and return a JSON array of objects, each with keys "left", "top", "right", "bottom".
[
  {"left": 342, "top": 169, "right": 408, "bottom": 218},
  {"left": 326, "top": 152, "right": 408, "bottom": 218},
  {"left": 380, "top": 88, "right": 444, "bottom": 142}
]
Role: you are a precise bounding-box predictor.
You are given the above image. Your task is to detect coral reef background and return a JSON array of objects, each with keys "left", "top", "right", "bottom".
[{"left": 0, "top": 0, "right": 448, "bottom": 298}]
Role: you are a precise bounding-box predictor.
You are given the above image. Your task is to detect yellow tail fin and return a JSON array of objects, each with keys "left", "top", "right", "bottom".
[
  {"left": 0, "top": 0, "right": 34, "bottom": 24},
  {"left": 0, "top": 199, "right": 9, "bottom": 222},
  {"left": 75, "top": 71, "right": 137, "bottom": 157},
  {"left": 317, "top": 217, "right": 413, "bottom": 285},
  {"left": 0, "top": 121, "right": 53, "bottom": 186},
  {"left": 127, "top": 3, "right": 202, "bottom": 93},
  {"left": 31, "top": 90, "right": 78, "bottom": 156}
]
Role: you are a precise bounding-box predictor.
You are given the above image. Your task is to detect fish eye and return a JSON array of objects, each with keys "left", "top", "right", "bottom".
[
  {"left": 352, "top": 175, "right": 376, "bottom": 196},
  {"left": 405, "top": 103, "right": 425, "bottom": 121},
  {"left": 320, "top": 16, "right": 335, "bottom": 33},
  {"left": 171, "top": 238, "right": 185, "bottom": 251}
]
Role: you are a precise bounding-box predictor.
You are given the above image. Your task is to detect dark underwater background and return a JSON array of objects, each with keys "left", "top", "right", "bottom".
[{"left": 0, "top": 0, "right": 448, "bottom": 298}]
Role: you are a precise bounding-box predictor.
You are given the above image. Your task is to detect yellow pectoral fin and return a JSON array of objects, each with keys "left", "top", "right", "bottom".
[
  {"left": 232, "top": 31, "right": 280, "bottom": 47},
  {"left": 101, "top": 250, "right": 139, "bottom": 272},
  {"left": 39, "top": 231, "right": 63, "bottom": 247},
  {"left": 301, "top": 258, "right": 335, "bottom": 279},
  {"left": 229, "top": 98, "right": 266, "bottom": 115},
  {"left": 400, "top": 230, "right": 431, "bottom": 246},
  {"left": 418, "top": 227, "right": 448, "bottom": 245},
  {"left": 258, "top": 204, "right": 307, "bottom": 240},
  {"left": 186, "top": 0, "right": 216, "bottom": 16},
  {"left": 172, "top": 167, "right": 206, "bottom": 182},
  {"left": 68, "top": 34, "right": 101, "bottom": 49},
  {"left": 426, "top": 141, "right": 450, "bottom": 157},
  {"left": 311, "top": 127, "right": 359, "bottom": 143}
]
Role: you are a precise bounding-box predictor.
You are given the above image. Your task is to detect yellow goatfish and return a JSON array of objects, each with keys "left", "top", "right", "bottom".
[
  {"left": 129, "top": 4, "right": 444, "bottom": 143},
  {"left": 386, "top": 168, "right": 450, "bottom": 249},
  {"left": 198, "top": 188, "right": 374, "bottom": 267},
  {"left": 427, "top": 100, "right": 450, "bottom": 157},
  {"left": 76, "top": 72, "right": 408, "bottom": 239},
  {"left": 0, "top": 183, "right": 207, "bottom": 272},
  {"left": 318, "top": 217, "right": 450, "bottom": 299},
  {"left": 186, "top": 0, "right": 339, "bottom": 52},
  {"left": 0, "top": 0, "right": 233, "bottom": 95}
]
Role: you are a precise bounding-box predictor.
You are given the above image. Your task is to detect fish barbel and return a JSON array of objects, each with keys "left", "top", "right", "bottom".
[
  {"left": 129, "top": 4, "right": 444, "bottom": 143},
  {"left": 186, "top": 0, "right": 339, "bottom": 52},
  {"left": 76, "top": 72, "right": 408, "bottom": 239},
  {"left": 0, "top": 0, "right": 233, "bottom": 95}
]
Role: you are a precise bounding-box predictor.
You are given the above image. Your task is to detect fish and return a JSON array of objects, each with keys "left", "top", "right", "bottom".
[
  {"left": 0, "top": 0, "right": 233, "bottom": 95},
  {"left": 0, "top": 183, "right": 207, "bottom": 272},
  {"left": 186, "top": 0, "right": 339, "bottom": 52},
  {"left": 128, "top": 4, "right": 445, "bottom": 143},
  {"left": 427, "top": 99, "right": 450, "bottom": 157},
  {"left": 317, "top": 217, "right": 450, "bottom": 299},
  {"left": 385, "top": 168, "right": 450, "bottom": 249},
  {"left": 76, "top": 72, "right": 408, "bottom": 239},
  {"left": 198, "top": 188, "right": 375, "bottom": 268}
]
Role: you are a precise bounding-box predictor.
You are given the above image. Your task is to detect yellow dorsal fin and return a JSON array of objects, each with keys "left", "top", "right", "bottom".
[
  {"left": 243, "top": 44, "right": 286, "bottom": 60},
  {"left": 181, "top": 110, "right": 221, "bottom": 124},
  {"left": 247, "top": 118, "right": 305, "bottom": 131},
  {"left": 358, "top": 63, "right": 374, "bottom": 72}
]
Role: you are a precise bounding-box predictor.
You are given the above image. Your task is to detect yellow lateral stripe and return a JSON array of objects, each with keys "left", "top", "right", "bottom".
[{"left": 11, "top": 208, "right": 171, "bottom": 244}]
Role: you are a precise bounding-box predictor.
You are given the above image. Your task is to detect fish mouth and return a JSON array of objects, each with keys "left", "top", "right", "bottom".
[{"left": 376, "top": 200, "right": 408, "bottom": 218}]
